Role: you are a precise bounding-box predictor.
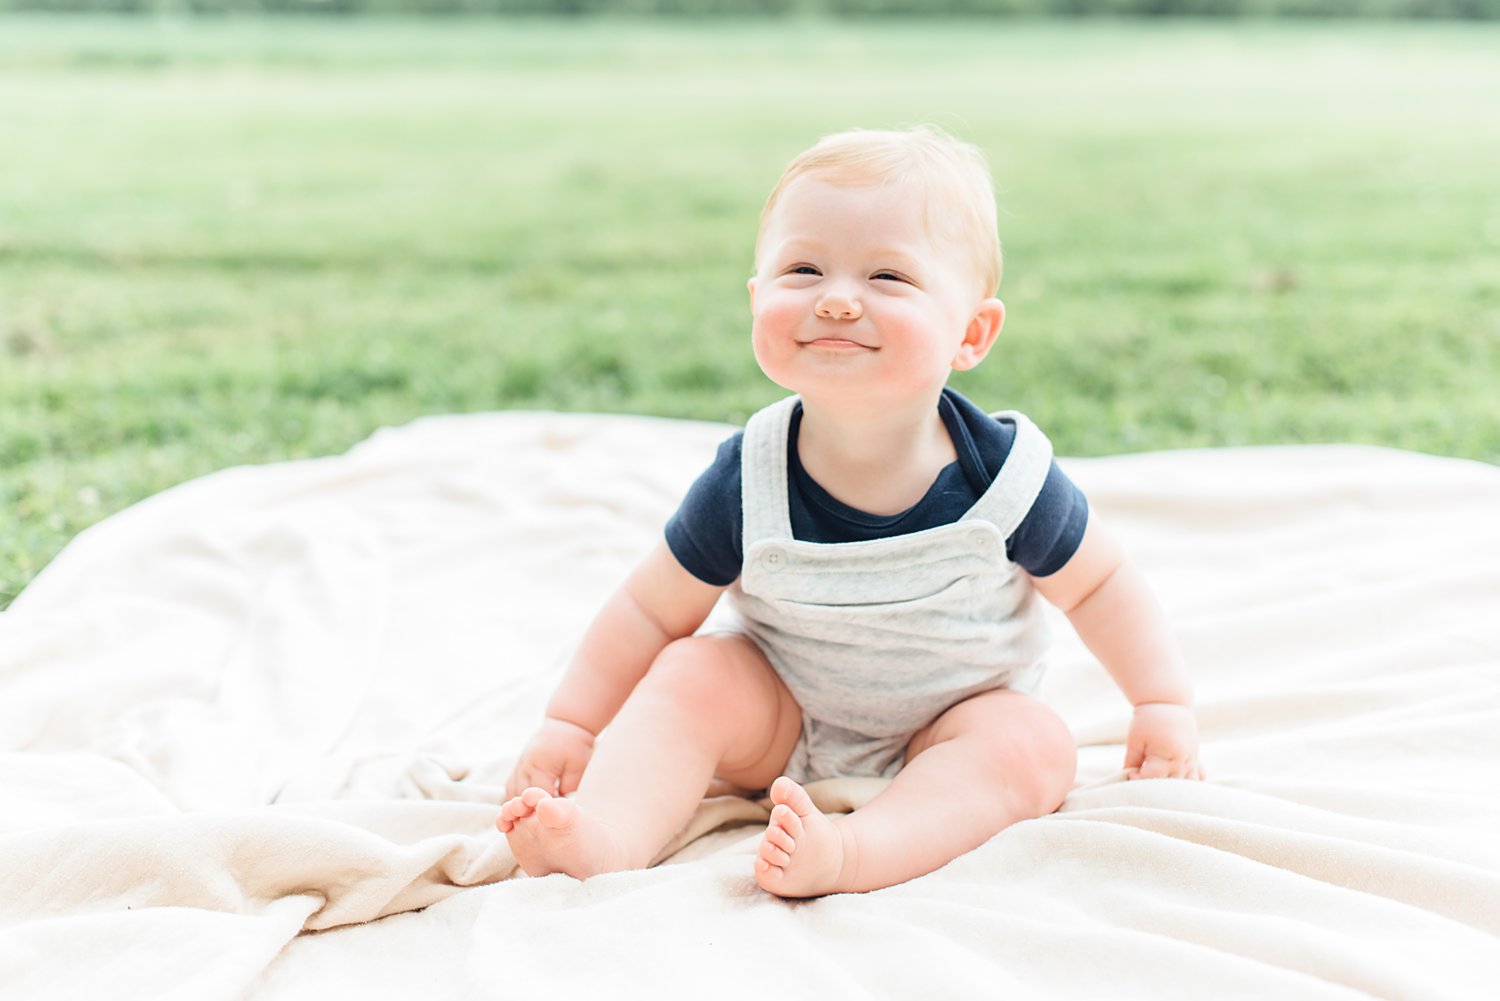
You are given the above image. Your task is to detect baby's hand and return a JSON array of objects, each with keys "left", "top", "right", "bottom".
[
  {"left": 506, "top": 717, "right": 596, "bottom": 798},
  {"left": 1124, "top": 702, "right": 1204, "bottom": 781}
]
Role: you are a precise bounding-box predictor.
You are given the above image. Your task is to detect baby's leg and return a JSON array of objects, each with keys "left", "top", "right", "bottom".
[
  {"left": 755, "top": 689, "right": 1075, "bottom": 897},
  {"left": 502, "top": 634, "right": 801, "bottom": 879}
]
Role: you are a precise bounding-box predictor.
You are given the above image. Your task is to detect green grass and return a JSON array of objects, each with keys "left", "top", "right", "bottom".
[{"left": 3, "top": 15, "right": 1499, "bottom": 608}]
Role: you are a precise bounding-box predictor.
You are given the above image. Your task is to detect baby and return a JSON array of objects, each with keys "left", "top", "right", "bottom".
[{"left": 498, "top": 126, "right": 1202, "bottom": 898}]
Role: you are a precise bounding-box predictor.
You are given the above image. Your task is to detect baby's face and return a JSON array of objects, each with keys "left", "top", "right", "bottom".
[{"left": 749, "top": 176, "right": 991, "bottom": 405}]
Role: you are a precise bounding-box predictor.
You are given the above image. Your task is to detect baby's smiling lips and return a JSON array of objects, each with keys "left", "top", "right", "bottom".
[{"left": 801, "top": 336, "right": 873, "bottom": 350}]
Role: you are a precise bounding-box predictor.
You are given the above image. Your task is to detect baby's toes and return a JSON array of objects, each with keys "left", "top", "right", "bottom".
[
  {"left": 759, "top": 838, "right": 791, "bottom": 868},
  {"left": 770, "top": 803, "right": 804, "bottom": 841},
  {"left": 764, "top": 824, "right": 795, "bottom": 854},
  {"left": 535, "top": 794, "right": 576, "bottom": 830},
  {"left": 496, "top": 791, "right": 544, "bottom": 831}
]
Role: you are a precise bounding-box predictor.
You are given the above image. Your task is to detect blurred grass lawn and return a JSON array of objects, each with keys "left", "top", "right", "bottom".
[{"left": 2, "top": 15, "right": 1499, "bottom": 608}]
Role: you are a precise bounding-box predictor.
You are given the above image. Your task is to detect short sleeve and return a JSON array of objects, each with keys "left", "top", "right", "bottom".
[
  {"left": 663, "top": 432, "right": 745, "bottom": 587},
  {"left": 1007, "top": 460, "right": 1089, "bottom": 577},
  {"left": 947, "top": 390, "right": 1090, "bottom": 578}
]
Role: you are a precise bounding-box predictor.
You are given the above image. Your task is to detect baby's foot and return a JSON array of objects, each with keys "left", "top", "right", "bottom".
[
  {"left": 754, "top": 776, "right": 855, "bottom": 898},
  {"left": 496, "top": 787, "right": 628, "bottom": 879}
]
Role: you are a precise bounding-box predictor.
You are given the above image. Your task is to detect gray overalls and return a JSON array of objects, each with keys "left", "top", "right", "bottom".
[{"left": 726, "top": 395, "right": 1055, "bottom": 783}]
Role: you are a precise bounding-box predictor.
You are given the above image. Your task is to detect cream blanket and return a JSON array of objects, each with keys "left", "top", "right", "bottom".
[{"left": 2, "top": 411, "right": 1497, "bottom": 1000}]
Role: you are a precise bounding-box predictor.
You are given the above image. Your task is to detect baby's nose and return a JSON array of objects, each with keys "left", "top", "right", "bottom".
[{"left": 815, "top": 294, "right": 861, "bottom": 320}]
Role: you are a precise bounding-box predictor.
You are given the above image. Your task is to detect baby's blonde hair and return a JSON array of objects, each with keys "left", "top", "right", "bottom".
[{"left": 756, "top": 126, "right": 1003, "bottom": 298}]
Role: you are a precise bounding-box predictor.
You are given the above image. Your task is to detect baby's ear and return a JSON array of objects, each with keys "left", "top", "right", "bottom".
[
  {"left": 746, "top": 276, "right": 757, "bottom": 312},
  {"left": 952, "top": 298, "right": 1004, "bottom": 372}
]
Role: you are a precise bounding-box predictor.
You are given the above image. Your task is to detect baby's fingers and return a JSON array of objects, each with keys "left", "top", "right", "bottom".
[
  {"left": 1128, "top": 753, "right": 1205, "bottom": 781},
  {"left": 1132, "top": 754, "right": 1174, "bottom": 780},
  {"left": 507, "top": 765, "right": 558, "bottom": 799},
  {"left": 558, "top": 759, "right": 586, "bottom": 797},
  {"left": 1130, "top": 752, "right": 1194, "bottom": 780}
]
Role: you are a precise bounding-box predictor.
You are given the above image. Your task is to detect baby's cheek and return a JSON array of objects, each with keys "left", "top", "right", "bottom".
[
  {"left": 749, "top": 306, "right": 797, "bottom": 355},
  {"left": 749, "top": 327, "right": 781, "bottom": 373},
  {"left": 749, "top": 316, "right": 799, "bottom": 388},
  {"left": 755, "top": 297, "right": 804, "bottom": 331}
]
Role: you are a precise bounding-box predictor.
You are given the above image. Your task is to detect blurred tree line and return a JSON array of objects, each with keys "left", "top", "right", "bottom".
[{"left": 4, "top": 0, "right": 1498, "bottom": 17}]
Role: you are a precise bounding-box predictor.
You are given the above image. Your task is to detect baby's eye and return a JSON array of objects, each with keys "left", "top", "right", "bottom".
[
  {"left": 872, "top": 271, "right": 909, "bottom": 283},
  {"left": 788, "top": 265, "right": 821, "bottom": 276}
]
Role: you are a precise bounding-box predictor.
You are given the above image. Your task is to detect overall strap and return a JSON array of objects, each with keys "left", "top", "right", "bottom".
[
  {"left": 960, "top": 410, "right": 1054, "bottom": 540},
  {"left": 739, "top": 395, "right": 800, "bottom": 548}
]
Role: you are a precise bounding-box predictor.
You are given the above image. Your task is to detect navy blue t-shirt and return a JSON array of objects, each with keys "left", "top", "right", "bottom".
[{"left": 665, "top": 389, "right": 1089, "bottom": 587}]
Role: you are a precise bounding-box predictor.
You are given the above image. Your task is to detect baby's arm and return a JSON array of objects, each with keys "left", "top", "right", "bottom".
[
  {"left": 1030, "top": 516, "right": 1203, "bottom": 780},
  {"left": 506, "top": 539, "right": 726, "bottom": 797}
]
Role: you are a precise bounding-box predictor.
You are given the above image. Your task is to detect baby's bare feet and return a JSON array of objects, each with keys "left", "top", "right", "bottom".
[
  {"left": 754, "top": 776, "right": 855, "bottom": 898},
  {"left": 496, "top": 787, "right": 628, "bottom": 879}
]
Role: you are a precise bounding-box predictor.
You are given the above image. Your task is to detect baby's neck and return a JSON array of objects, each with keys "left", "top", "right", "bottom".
[{"left": 795, "top": 394, "right": 956, "bottom": 517}]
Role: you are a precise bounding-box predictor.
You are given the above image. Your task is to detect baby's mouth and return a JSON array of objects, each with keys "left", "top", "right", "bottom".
[{"left": 802, "top": 337, "right": 873, "bottom": 350}]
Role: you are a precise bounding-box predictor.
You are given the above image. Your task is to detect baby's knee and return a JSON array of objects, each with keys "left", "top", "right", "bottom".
[
  {"left": 978, "top": 699, "right": 1076, "bottom": 809},
  {"left": 1030, "top": 707, "right": 1078, "bottom": 797},
  {"left": 643, "top": 635, "right": 768, "bottom": 717}
]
